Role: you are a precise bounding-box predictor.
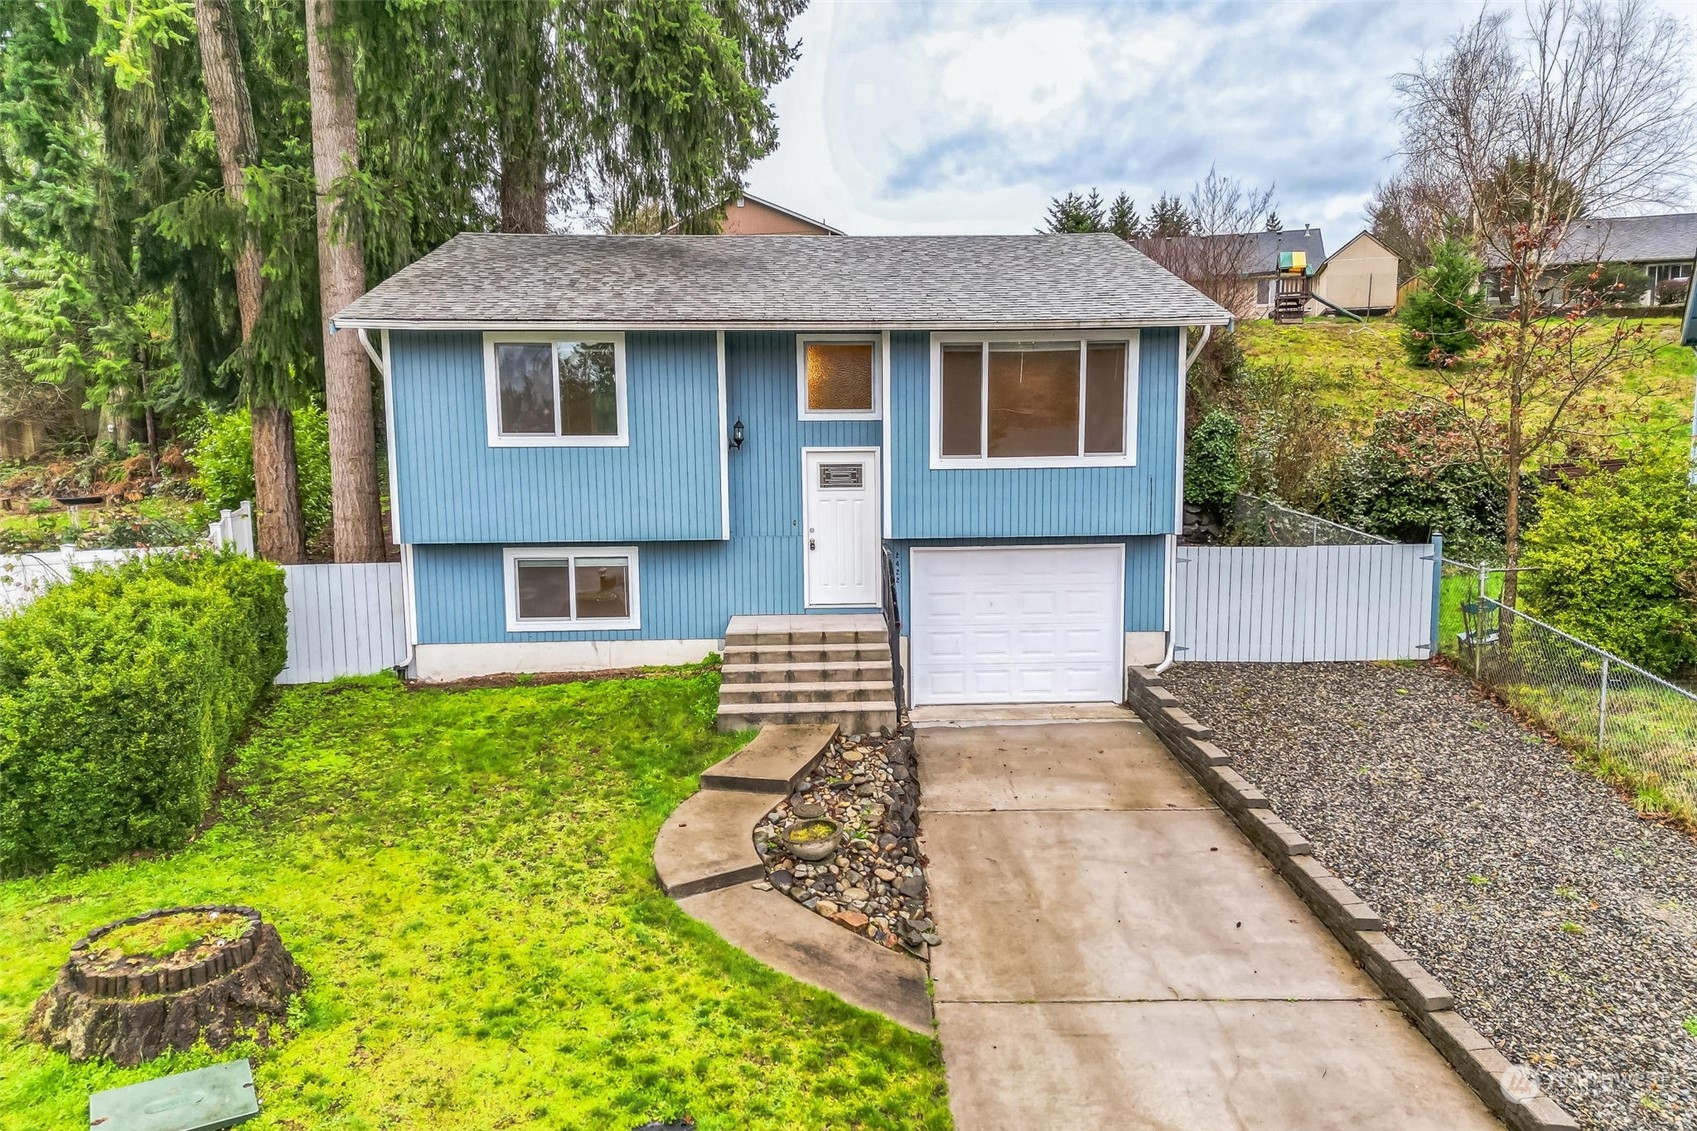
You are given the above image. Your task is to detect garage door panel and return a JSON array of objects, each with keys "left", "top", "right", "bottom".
[{"left": 912, "top": 546, "right": 1125, "bottom": 706}]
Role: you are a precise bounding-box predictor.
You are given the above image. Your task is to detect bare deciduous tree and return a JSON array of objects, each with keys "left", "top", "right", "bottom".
[
  {"left": 1395, "top": 0, "right": 1696, "bottom": 606},
  {"left": 1136, "top": 166, "right": 1275, "bottom": 318},
  {"left": 1365, "top": 173, "right": 1468, "bottom": 281}
]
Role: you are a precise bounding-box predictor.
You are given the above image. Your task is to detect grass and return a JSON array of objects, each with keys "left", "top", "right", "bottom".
[
  {"left": 0, "top": 670, "right": 951, "bottom": 1130},
  {"left": 1236, "top": 314, "right": 1693, "bottom": 452},
  {"left": 98, "top": 911, "right": 248, "bottom": 961}
]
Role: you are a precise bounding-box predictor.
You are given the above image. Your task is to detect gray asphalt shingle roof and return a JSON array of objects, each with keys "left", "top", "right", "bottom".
[
  {"left": 332, "top": 232, "right": 1232, "bottom": 328},
  {"left": 1546, "top": 214, "right": 1697, "bottom": 266},
  {"left": 1237, "top": 227, "right": 1327, "bottom": 273}
]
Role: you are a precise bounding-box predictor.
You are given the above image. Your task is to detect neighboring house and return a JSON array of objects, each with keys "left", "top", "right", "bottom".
[
  {"left": 719, "top": 193, "right": 845, "bottom": 236},
  {"left": 1241, "top": 227, "right": 1327, "bottom": 315},
  {"left": 1310, "top": 231, "right": 1399, "bottom": 316},
  {"left": 1495, "top": 213, "right": 1697, "bottom": 305},
  {"left": 332, "top": 233, "right": 1229, "bottom": 711}
]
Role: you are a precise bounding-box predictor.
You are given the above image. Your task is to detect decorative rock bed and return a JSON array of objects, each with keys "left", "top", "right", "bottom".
[
  {"left": 1159, "top": 663, "right": 1697, "bottom": 1131},
  {"left": 27, "top": 905, "right": 305, "bottom": 1066},
  {"left": 754, "top": 729, "right": 937, "bottom": 956}
]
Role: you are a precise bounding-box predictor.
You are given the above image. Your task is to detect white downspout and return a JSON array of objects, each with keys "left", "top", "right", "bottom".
[
  {"left": 355, "top": 326, "right": 415, "bottom": 676},
  {"left": 1156, "top": 322, "right": 1215, "bottom": 673}
]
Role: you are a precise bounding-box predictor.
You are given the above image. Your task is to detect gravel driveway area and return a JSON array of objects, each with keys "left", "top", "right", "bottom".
[{"left": 1161, "top": 662, "right": 1697, "bottom": 1131}]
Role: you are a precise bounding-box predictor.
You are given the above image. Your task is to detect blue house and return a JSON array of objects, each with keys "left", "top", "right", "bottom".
[{"left": 332, "top": 234, "right": 1229, "bottom": 726}]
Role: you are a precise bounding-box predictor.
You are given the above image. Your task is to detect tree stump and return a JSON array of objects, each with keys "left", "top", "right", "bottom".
[{"left": 26, "top": 905, "right": 305, "bottom": 1066}]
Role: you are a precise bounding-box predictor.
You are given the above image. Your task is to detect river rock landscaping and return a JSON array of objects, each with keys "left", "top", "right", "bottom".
[
  {"left": 1161, "top": 661, "right": 1697, "bottom": 1131},
  {"left": 754, "top": 729, "right": 936, "bottom": 956}
]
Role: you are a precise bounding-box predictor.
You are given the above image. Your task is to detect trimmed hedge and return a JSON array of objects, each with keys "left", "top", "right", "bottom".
[{"left": 0, "top": 552, "right": 287, "bottom": 875}]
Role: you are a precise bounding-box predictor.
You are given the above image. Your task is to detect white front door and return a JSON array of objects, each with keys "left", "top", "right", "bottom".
[
  {"left": 910, "top": 545, "right": 1125, "bottom": 704},
  {"left": 803, "top": 448, "right": 881, "bottom": 607}
]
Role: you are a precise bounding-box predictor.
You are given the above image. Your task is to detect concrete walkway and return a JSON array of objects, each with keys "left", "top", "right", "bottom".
[{"left": 919, "top": 716, "right": 1502, "bottom": 1130}]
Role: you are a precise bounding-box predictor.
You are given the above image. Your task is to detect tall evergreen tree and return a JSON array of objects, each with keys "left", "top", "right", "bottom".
[
  {"left": 305, "top": 0, "right": 382, "bottom": 561},
  {"left": 1264, "top": 211, "right": 1283, "bottom": 232},
  {"left": 1147, "top": 192, "right": 1193, "bottom": 236},
  {"left": 196, "top": 0, "right": 305, "bottom": 562},
  {"left": 1107, "top": 192, "right": 1141, "bottom": 240},
  {"left": 1043, "top": 189, "right": 1105, "bottom": 233}
]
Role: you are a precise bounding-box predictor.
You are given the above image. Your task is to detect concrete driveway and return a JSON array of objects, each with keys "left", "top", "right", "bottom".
[{"left": 918, "top": 716, "right": 1502, "bottom": 1130}]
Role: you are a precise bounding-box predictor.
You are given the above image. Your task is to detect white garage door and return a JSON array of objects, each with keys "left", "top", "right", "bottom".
[{"left": 910, "top": 545, "right": 1125, "bottom": 705}]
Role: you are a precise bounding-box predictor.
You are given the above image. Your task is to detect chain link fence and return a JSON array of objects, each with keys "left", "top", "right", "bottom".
[
  {"left": 1229, "top": 495, "right": 1395, "bottom": 547},
  {"left": 1460, "top": 596, "right": 1697, "bottom": 822},
  {"left": 1227, "top": 497, "right": 1697, "bottom": 822}
]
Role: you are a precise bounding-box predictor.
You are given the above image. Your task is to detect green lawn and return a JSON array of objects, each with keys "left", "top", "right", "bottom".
[
  {"left": 0, "top": 671, "right": 951, "bottom": 1130},
  {"left": 1237, "top": 314, "right": 1694, "bottom": 452}
]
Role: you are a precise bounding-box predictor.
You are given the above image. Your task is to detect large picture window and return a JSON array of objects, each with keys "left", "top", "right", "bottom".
[
  {"left": 503, "top": 546, "right": 639, "bottom": 631},
  {"left": 484, "top": 332, "right": 627, "bottom": 447},
  {"left": 932, "top": 332, "right": 1139, "bottom": 467},
  {"left": 797, "top": 335, "right": 880, "bottom": 419}
]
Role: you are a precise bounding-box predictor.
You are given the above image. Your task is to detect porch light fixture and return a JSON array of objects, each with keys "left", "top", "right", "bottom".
[{"left": 730, "top": 419, "right": 745, "bottom": 450}]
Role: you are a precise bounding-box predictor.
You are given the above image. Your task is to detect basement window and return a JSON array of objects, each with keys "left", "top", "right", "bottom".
[{"left": 503, "top": 546, "right": 640, "bottom": 631}]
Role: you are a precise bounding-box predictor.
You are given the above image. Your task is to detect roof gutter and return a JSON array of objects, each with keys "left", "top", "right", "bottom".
[
  {"left": 354, "top": 325, "right": 414, "bottom": 677},
  {"left": 327, "top": 315, "right": 1235, "bottom": 333},
  {"left": 1156, "top": 321, "right": 1217, "bottom": 675}
]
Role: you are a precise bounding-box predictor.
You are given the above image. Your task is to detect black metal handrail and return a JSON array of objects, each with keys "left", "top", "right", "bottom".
[{"left": 879, "top": 543, "right": 905, "bottom": 716}]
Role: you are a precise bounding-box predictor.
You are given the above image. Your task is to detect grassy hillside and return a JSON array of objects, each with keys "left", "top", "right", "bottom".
[{"left": 1235, "top": 314, "right": 1693, "bottom": 457}]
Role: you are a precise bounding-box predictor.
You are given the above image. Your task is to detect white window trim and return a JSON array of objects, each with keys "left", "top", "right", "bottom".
[
  {"left": 483, "top": 331, "right": 629, "bottom": 448},
  {"left": 927, "top": 329, "right": 1140, "bottom": 470},
  {"left": 502, "top": 545, "right": 641, "bottom": 632},
  {"left": 796, "top": 333, "right": 882, "bottom": 421}
]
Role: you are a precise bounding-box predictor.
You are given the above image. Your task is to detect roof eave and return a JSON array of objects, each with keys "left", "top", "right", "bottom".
[{"left": 331, "top": 314, "right": 1233, "bottom": 332}]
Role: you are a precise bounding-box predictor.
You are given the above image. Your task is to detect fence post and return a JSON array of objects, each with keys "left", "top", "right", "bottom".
[
  {"left": 1597, "top": 656, "right": 1610, "bottom": 750},
  {"left": 1428, "top": 532, "right": 1443, "bottom": 657}
]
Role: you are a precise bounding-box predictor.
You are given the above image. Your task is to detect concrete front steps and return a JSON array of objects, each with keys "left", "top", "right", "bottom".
[
  {"left": 716, "top": 614, "right": 898, "bottom": 734},
  {"left": 652, "top": 721, "right": 934, "bottom": 1033}
]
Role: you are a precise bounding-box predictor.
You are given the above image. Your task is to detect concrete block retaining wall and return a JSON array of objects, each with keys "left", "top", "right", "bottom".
[{"left": 1126, "top": 666, "right": 1579, "bottom": 1131}]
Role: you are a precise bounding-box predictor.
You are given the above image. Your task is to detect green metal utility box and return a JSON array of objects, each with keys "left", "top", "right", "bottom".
[{"left": 88, "top": 1060, "right": 258, "bottom": 1131}]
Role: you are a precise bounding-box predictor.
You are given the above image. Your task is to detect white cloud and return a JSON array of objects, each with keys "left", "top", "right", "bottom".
[{"left": 745, "top": 0, "right": 1697, "bottom": 244}]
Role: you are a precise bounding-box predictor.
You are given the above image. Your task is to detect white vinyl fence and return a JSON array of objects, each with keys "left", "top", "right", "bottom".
[
  {"left": 1174, "top": 543, "right": 1438, "bottom": 662},
  {"left": 277, "top": 563, "right": 407, "bottom": 684}
]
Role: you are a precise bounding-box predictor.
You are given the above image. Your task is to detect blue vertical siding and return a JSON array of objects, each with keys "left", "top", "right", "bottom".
[
  {"left": 414, "top": 540, "right": 803, "bottom": 643},
  {"left": 405, "top": 326, "right": 1178, "bottom": 646},
  {"left": 390, "top": 329, "right": 723, "bottom": 543},
  {"left": 416, "top": 533, "right": 1169, "bottom": 644},
  {"left": 722, "top": 331, "right": 882, "bottom": 613},
  {"left": 888, "top": 327, "right": 1181, "bottom": 539}
]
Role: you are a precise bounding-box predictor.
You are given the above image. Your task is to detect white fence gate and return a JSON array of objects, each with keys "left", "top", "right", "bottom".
[
  {"left": 1174, "top": 543, "right": 1438, "bottom": 662},
  {"left": 277, "top": 563, "right": 408, "bottom": 684}
]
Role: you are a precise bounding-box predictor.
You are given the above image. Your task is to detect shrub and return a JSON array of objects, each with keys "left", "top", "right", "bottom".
[
  {"left": 1520, "top": 456, "right": 1697, "bottom": 676},
  {"left": 1656, "top": 277, "right": 1690, "bottom": 308},
  {"left": 1565, "top": 261, "right": 1650, "bottom": 306},
  {"left": 1237, "top": 361, "right": 1347, "bottom": 512},
  {"left": 1332, "top": 405, "right": 1523, "bottom": 562},
  {"left": 1184, "top": 409, "right": 1243, "bottom": 511},
  {"left": 0, "top": 551, "right": 287, "bottom": 874},
  {"left": 192, "top": 404, "right": 332, "bottom": 541},
  {"left": 1399, "top": 239, "right": 1484, "bottom": 367}
]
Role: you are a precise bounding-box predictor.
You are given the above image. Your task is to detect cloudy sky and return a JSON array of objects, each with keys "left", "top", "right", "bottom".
[{"left": 744, "top": 0, "right": 1697, "bottom": 243}]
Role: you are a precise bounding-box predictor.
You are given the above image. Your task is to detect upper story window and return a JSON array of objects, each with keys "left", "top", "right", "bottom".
[
  {"left": 930, "top": 331, "right": 1139, "bottom": 469},
  {"left": 483, "top": 332, "right": 628, "bottom": 447},
  {"left": 797, "top": 334, "right": 880, "bottom": 420}
]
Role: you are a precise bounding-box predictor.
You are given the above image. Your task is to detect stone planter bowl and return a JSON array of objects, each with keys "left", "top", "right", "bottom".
[{"left": 780, "top": 818, "right": 841, "bottom": 862}]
